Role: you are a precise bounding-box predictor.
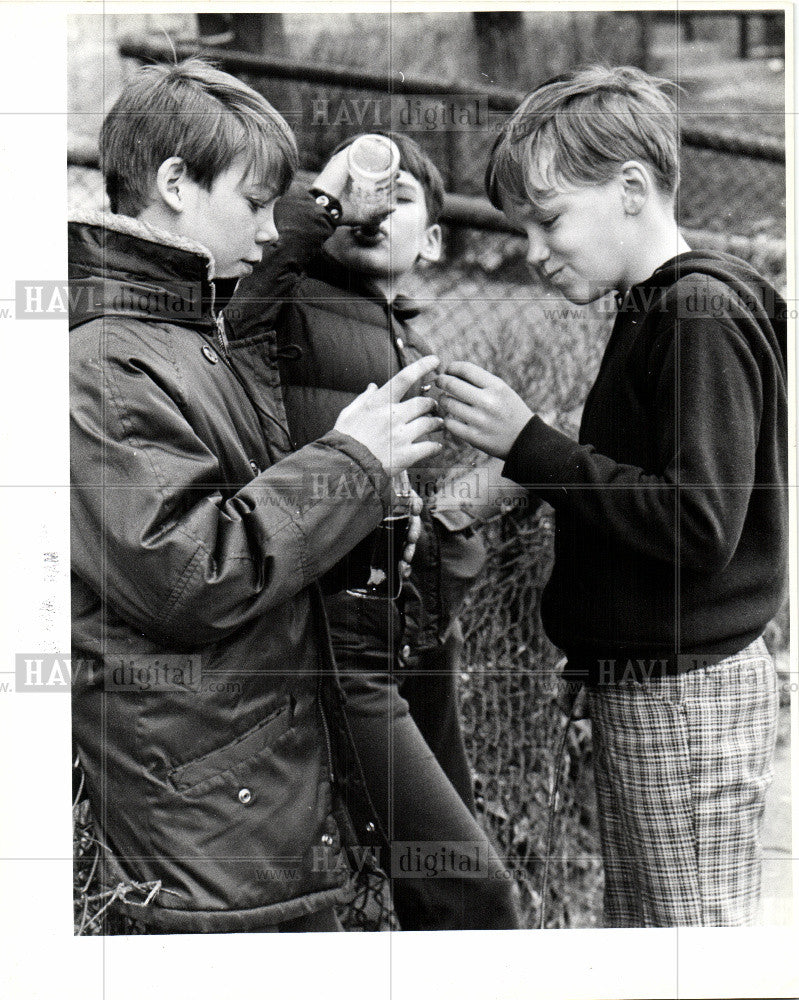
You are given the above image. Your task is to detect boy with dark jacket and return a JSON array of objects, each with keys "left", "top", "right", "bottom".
[
  {"left": 226, "top": 134, "right": 520, "bottom": 930},
  {"left": 438, "top": 66, "right": 787, "bottom": 927},
  {"left": 70, "top": 59, "right": 441, "bottom": 933}
]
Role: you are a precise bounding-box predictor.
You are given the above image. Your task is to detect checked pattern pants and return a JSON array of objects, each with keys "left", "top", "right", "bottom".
[{"left": 587, "top": 637, "right": 778, "bottom": 927}]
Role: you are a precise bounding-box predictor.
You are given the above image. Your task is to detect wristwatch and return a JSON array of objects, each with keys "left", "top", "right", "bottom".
[{"left": 308, "top": 188, "right": 342, "bottom": 222}]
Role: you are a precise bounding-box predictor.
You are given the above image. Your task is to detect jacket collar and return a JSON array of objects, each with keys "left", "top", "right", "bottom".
[
  {"left": 68, "top": 210, "right": 218, "bottom": 331},
  {"left": 310, "top": 251, "right": 422, "bottom": 322}
]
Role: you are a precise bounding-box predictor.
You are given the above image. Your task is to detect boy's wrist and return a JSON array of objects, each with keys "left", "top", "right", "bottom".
[
  {"left": 307, "top": 187, "right": 343, "bottom": 223},
  {"left": 503, "top": 414, "right": 580, "bottom": 488},
  {"left": 311, "top": 148, "right": 351, "bottom": 203}
]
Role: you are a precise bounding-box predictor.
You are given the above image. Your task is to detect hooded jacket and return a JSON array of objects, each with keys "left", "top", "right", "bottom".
[
  {"left": 69, "top": 210, "right": 390, "bottom": 931},
  {"left": 503, "top": 251, "right": 788, "bottom": 681}
]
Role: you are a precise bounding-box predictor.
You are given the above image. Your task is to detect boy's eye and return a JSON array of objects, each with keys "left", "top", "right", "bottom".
[
  {"left": 539, "top": 215, "right": 559, "bottom": 230},
  {"left": 247, "top": 197, "right": 268, "bottom": 212}
]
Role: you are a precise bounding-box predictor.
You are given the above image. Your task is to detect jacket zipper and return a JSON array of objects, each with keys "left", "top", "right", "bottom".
[
  {"left": 206, "top": 310, "right": 293, "bottom": 447},
  {"left": 214, "top": 311, "right": 232, "bottom": 362},
  {"left": 317, "top": 670, "right": 336, "bottom": 787}
]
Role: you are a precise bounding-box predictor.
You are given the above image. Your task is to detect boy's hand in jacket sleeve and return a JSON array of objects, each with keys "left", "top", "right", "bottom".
[{"left": 437, "top": 361, "right": 536, "bottom": 459}]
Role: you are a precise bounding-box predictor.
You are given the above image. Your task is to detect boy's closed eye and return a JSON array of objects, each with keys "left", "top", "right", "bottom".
[
  {"left": 246, "top": 190, "right": 277, "bottom": 212},
  {"left": 392, "top": 183, "right": 421, "bottom": 205}
]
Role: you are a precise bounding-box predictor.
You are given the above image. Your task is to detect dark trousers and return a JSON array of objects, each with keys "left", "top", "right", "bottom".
[{"left": 338, "top": 627, "right": 520, "bottom": 931}]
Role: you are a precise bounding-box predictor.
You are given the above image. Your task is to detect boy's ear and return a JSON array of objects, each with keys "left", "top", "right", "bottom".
[
  {"left": 619, "top": 160, "right": 649, "bottom": 216},
  {"left": 154, "top": 157, "right": 189, "bottom": 213},
  {"left": 418, "top": 223, "right": 443, "bottom": 264}
]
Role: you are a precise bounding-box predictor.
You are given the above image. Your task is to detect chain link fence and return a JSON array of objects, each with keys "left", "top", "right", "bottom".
[{"left": 69, "top": 43, "right": 787, "bottom": 932}]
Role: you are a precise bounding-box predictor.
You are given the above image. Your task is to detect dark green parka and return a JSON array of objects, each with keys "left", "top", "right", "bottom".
[{"left": 70, "top": 211, "right": 388, "bottom": 932}]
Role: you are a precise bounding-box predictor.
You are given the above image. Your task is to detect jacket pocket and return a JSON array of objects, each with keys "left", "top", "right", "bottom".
[{"left": 167, "top": 699, "right": 294, "bottom": 796}]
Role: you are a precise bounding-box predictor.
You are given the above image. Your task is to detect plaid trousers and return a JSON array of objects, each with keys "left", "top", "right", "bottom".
[{"left": 587, "top": 637, "right": 778, "bottom": 927}]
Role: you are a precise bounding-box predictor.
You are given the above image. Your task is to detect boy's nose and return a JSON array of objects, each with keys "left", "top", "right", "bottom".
[
  {"left": 255, "top": 204, "right": 279, "bottom": 244},
  {"left": 256, "top": 218, "right": 279, "bottom": 244},
  {"left": 525, "top": 230, "right": 550, "bottom": 267}
]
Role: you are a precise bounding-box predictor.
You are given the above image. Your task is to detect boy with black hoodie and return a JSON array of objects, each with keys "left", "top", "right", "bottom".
[{"left": 438, "top": 66, "right": 788, "bottom": 927}]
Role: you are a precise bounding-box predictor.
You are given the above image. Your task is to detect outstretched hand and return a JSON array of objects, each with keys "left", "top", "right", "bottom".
[
  {"left": 335, "top": 356, "right": 443, "bottom": 475},
  {"left": 436, "top": 362, "right": 534, "bottom": 459}
]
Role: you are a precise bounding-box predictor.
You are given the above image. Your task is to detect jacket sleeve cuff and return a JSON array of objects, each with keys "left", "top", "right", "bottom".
[
  {"left": 503, "top": 415, "right": 582, "bottom": 488},
  {"left": 307, "top": 188, "right": 343, "bottom": 223},
  {"left": 274, "top": 190, "right": 337, "bottom": 241},
  {"left": 318, "top": 429, "right": 393, "bottom": 514}
]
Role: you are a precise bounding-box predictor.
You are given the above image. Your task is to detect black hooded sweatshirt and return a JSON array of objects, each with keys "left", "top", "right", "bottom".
[{"left": 503, "top": 251, "right": 788, "bottom": 683}]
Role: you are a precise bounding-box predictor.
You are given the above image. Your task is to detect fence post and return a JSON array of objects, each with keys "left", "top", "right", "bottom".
[
  {"left": 196, "top": 13, "right": 233, "bottom": 46},
  {"left": 737, "top": 13, "right": 751, "bottom": 60},
  {"left": 634, "top": 12, "right": 652, "bottom": 71},
  {"left": 445, "top": 129, "right": 467, "bottom": 259},
  {"left": 227, "top": 14, "right": 301, "bottom": 126}
]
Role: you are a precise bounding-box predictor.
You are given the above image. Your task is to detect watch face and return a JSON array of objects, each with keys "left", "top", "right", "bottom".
[{"left": 311, "top": 191, "right": 340, "bottom": 220}]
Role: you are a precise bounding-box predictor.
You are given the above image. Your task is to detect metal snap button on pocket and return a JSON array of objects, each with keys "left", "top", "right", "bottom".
[
  {"left": 202, "top": 344, "right": 219, "bottom": 364},
  {"left": 238, "top": 787, "right": 253, "bottom": 805}
]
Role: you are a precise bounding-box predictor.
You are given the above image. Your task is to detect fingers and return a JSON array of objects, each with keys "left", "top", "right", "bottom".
[
  {"left": 394, "top": 394, "right": 438, "bottom": 421},
  {"left": 441, "top": 416, "right": 485, "bottom": 449},
  {"left": 361, "top": 205, "right": 395, "bottom": 227},
  {"left": 406, "top": 513, "right": 422, "bottom": 545},
  {"left": 383, "top": 356, "right": 440, "bottom": 404},
  {"left": 405, "top": 413, "right": 443, "bottom": 442},
  {"left": 436, "top": 395, "right": 474, "bottom": 424},
  {"left": 312, "top": 149, "right": 351, "bottom": 200},
  {"left": 404, "top": 439, "right": 443, "bottom": 466},
  {"left": 441, "top": 361, "right": 496, "bottom": 389},
  {"left": 436, "top": 373, "right": 485, "bottom": 407}
]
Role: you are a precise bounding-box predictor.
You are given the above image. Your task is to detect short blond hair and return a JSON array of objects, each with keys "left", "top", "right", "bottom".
[{"left": 486, "top": 65, "right": 680, "bottom": 210}]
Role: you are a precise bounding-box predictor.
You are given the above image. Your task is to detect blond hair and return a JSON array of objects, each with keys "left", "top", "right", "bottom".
[{"left": 486, "top": 66, "right": 680, "bottom": 210}]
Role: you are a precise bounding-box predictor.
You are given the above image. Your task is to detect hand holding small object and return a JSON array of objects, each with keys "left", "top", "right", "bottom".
[
  {"left": 335, "top": 356, "right": 443, "bottom": 475},
  {"left": 436, "top": 362, "right": 535, "bottom": 459}
]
